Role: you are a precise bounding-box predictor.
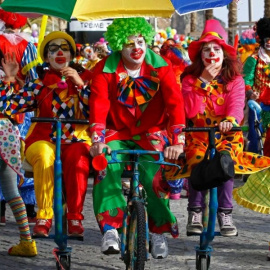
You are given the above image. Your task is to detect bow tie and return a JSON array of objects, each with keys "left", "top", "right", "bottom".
[{"left": 117, "top": 75, "right": 160, "bottom": 108}]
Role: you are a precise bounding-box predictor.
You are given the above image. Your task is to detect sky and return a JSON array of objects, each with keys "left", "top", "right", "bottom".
[{"left": 213, "top": 0, "right": 264, "bottom": 27}]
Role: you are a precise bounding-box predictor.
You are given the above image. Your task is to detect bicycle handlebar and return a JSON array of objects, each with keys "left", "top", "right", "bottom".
[
  {"left": 108, "top": 149, "right": 185, "bottom": 170},
  {"left": 31, "top": 117, "right": 89, "bottom": 125},
  {"left": 183, "top": 126, "right": 242, "bottom": 132}
]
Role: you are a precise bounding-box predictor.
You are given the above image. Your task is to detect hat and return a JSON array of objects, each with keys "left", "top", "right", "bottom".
[
  {"left": 0, "top": 9, "right": 27, "bottom": 29},
  {"left": 188, "top": 19, "right": 236, "bottom": 63},
  {"left": 39, "top": 31, "right": 76, "bottom": 61}
]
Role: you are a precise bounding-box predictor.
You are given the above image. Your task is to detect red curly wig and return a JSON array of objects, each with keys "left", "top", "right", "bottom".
[{"left": 0, "top": 9, "right": 27, "bottom": 29}]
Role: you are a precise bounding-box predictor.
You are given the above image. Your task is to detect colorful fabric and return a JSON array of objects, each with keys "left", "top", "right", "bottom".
[
  {"left": 233, "top": 168, "right": 270, "bottom": 214},
  {"left": 89, "top": 52, "right": 186, "bottom": 149},
  {"left": 165, "top": 75, "right": 270, "bottom": 180},
  {"left": 0, "top": 69, "right": 92, "bottom": 150},
  {"left": 117, "top": 75, "right": 160, "bottom": 108},
  {"left": 0, "top": 118, "right": 23, "bottom": 178},
  {"left": 51, "top": 91, "right": 77, "bottom": 142},
  {"left": 8, "top": 196, "right": 31, "bottom": 241},
  {"left": 93, "top": 140, "right": 178, "bottom": 238}
]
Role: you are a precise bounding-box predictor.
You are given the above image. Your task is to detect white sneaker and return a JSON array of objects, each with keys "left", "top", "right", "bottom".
[
  {"left": 101, "top": 229, "right": 120, "bottom": 255},
  {"left": 217, "top": 211, "right": 238, "bottom": 237},
  {"left": 186, "top": 209, "right": 203, "bottom": 235},
  {"left": 150, "top": 233, "right": 169, "bottom": 259}
]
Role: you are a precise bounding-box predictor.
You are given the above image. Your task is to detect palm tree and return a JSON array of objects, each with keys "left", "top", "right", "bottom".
[
  {"left": 190, "top": 12, "right": 197, "bottom": 33},
  {"left": 228, "top": 1, "right": 238, "bottom": 45},
  {"left": 265, "top": 0, "right": 270, "bottom": 18},
  {"left": 205, "top": 9, "right": 214, "bottom": 20}
]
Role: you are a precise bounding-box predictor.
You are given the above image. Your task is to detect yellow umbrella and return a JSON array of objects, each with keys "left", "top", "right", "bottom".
[{"left": 2, "top": 0, "right": 234, "bottom": 22}]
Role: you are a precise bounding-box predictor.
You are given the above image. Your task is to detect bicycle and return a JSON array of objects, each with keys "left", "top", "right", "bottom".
[
  {"left": 30, "top": 117, "right": 89, "bottom": 270},
  {"left": 105, "top": 149, "right": 184, "bottom": 270},
  {"left": 183, "top": 126, "right": 242, "bottom": 270}
]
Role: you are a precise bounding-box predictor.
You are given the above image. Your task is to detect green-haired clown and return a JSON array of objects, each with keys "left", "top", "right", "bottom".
[
  {"left": 89, "top": 17, "right": 186, "bottom": 259},
  {"left": 104, "top": 17, "right": 155, "bottom": 52}
]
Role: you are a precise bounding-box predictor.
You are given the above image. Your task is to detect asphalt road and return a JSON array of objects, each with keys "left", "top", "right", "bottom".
[{"left": 0, "top": 178, "right": 270, "bottom": 270}]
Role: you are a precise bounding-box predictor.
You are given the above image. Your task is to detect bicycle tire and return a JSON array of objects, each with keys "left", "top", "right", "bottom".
[{"left": 126, "top": 201, "right": 146, "bottom": 270}]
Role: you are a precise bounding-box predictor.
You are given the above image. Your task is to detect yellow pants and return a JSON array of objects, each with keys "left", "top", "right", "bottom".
[{"left": 26, "top": 141, "right": 55, "bottom": 219}]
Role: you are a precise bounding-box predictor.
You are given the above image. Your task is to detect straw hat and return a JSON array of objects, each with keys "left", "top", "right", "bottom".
[
  {"left": 39, "top": 31, "right": 76, "bottom": 61},
  {"left": 188, "top": 19, "right": 236, "bottom": 63}
]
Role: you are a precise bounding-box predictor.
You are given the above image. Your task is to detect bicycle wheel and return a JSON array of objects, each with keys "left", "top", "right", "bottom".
[{"left": 126, "top": 201, "right": 146, "bottom": 270}]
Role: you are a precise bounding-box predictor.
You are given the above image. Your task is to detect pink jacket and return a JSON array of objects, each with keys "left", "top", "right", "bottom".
[{"left": 182, "top": 75, "right": 245, "bottom": 124}]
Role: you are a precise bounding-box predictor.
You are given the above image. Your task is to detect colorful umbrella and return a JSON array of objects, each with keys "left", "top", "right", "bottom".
[{"left": 1, "top": 0, "right": 234, "bottom": 22}]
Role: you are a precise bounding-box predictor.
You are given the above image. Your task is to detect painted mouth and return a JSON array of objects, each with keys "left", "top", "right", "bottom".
[
  {"left": 205, "top": 58, "right": 220, "bottom": 64},
  {"left": 131, "top": 50, "right": 143, "bottom": 60},
  {"left": 55, "top": 57, "right": 67, "bottom": 64}
]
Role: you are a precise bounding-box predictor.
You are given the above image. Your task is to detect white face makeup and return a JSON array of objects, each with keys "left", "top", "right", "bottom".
[
  {"left": 121, "top": 35, "right": 146, "bottom": 66},
  {"left": 201, "top": 41, "right": 224, "bottom": 68},
  {"left": 264, "top": 38, "right": 270, "bottom": 51},
  {"left": 83, "top": 45, "right": 95, "bottom": 60},
  {"left": 47, "top": 38, "right": 71, "bottom": 70}
]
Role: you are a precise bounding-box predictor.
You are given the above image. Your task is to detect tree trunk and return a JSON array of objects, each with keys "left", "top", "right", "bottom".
[
  {"left": 228, "top": 1, "right": 237, "bottom": 45},
  {"left": 190, "top": 12, "right": 197, "bottom": 32},
  {"left": 265, "top": 0, "right": 270, "bottom": 18},
  {"left": 205, "top": 9, "right": 214, "bottom": 20}
]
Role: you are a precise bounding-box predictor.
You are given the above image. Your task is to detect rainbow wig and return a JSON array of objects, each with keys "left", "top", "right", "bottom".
[{"left": 104, "top": 17, "right": 155, "bottom": 51}]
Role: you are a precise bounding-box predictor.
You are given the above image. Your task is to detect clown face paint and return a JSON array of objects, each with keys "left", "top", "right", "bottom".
[
  {"left": 83, "top": 45, "right": 96, "bottom": 60},
  {"left": 47, "top": 38, "right": 71, "bottom": 70},
  {"left": 201, "top": 41, "right": 224, "bottom": 68},
  {"left": 264, "top": 38, "right": 270, "bottom": 51},
  {"left": 121, "top": 35, "right": 146, "bottom": 67}
]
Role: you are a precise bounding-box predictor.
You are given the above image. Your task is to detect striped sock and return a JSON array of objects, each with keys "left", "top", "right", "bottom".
[{"left": 7, "top": 196, "right": 31, "bottom": 241}]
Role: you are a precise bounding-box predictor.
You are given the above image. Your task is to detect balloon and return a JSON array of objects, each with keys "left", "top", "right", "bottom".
[
  {"left": 155, "top": 33, "right": 160, "bottom": 41},
  {"left": 174, "top": 34, "right": 179, "bottom": 40},
  {"left": 166, "top": 27, "right": 172, "bottom": 33},
  {"left": 171, "top": 29, "right": 177, "bottom": 36},
  {"left": 180, "top": 35, "right": 185, "bottom": 41},
  {"left": 31, "top": 23, "right": 38, "bottom": 31},
  {"left": 160, "top": 37, "right": 165, "bottom": 44},
  {"left": 159, "top": 30, "right": 167, "bottom": 39},
  {"left": 32, "top": 30, "right": 38, "bottom": 38}
]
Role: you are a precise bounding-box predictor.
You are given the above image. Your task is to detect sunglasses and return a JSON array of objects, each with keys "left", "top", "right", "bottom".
[{"left": 48, "top": 44, "right": 70, "bottom": 53}]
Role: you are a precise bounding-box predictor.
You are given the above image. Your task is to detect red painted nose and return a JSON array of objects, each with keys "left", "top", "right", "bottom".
[
  {"left": 209, "top": 52, "right": 215, "bottom": 57},
  {"left": 57, "top": 50, "right": 64, "bottom": 56}
]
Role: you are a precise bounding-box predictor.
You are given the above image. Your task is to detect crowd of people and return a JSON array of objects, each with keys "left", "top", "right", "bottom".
[{"left": 1, "top": 7, "right": 270, "bottom": 263}]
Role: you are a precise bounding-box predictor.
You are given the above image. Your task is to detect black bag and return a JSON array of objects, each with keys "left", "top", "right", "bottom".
[{"left": 190, "top": 148, "right": 235, "bottom": 191}]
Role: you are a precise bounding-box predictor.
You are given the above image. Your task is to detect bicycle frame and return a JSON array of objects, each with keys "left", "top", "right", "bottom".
[
  {"left": 31, "top": 117, "right": 89, "bottom": 270},
  {"left": 183, "top": 126, "right": 242, "bottom": 269},
  {"left": 108, "top": 149, "right": 182, "bottom": 268}
]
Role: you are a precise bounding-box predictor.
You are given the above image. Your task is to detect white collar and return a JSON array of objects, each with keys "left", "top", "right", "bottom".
[{"left": 258, "top": 47, "right": 270, "bottom": 64}]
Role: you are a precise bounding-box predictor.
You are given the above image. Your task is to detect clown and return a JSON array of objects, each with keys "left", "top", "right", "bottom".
[
  {"left": 166, "top": 19, "right": 270, "bottom": 237},
  {"left": 0, "top": 31, "right": 92, "bottom": 238},
  {"left": 233, "top": 18, "right": 270, "bottom": 260},
  {"left": 89, "top": 17, "right": 186, "bottom": 259},
  {"left": 243, "top": 18, "right": 270, "bottom": 157}
]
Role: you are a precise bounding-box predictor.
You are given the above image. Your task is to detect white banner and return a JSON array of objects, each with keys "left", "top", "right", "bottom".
[{"left": 69, "top": 20, "right": 113, "bottom": 32}]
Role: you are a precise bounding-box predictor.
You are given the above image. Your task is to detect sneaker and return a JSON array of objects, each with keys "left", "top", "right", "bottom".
[
  {"left": 27, "top": 217, "right": 37, "bottom": 225},
  {"left": 0, "top": 216, "right": 6, "bottom": 226},
  {"left": 101, "top": 229, "right": 120, "bottom": 255},
  {"left": 150, "top": 233, "right": 168, "bottom": 259},
  {"left": 8, "top": 240, "right": 38, "bottom": 257},
  {"left": 68, "top": 220, "right": 84, "bottom": 236},
  {"left": 217, "top": 210, "right": 238, "bottom": 237},
  {"left": 186, "top": 209, "right": 203, "bottom": 235},
  {"left": 33, "top": 219, "right": 52, "bottom": 237}
]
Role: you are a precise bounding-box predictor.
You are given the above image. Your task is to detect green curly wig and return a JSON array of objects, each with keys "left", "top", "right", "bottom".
[{"left": 104, "top": 17, "right": 155, "bottom": 51}]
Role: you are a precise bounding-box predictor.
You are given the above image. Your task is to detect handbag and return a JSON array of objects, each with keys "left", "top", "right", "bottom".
[{"left": 190, "top": 148, "right": 235, "bottom": 191}]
